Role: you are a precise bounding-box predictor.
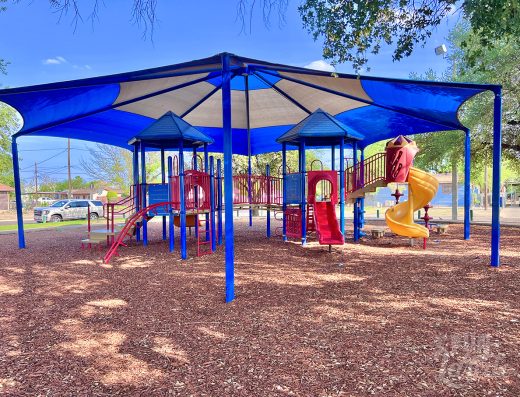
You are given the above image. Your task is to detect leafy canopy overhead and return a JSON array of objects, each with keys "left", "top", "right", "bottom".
[{"left": 299, "top": 0, "right": 520, "bottom": 71}]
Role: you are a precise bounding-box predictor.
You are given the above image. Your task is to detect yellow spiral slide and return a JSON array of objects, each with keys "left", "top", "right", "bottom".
[{"left": 385, "top": 167, "right": 439, "bottom": 238}]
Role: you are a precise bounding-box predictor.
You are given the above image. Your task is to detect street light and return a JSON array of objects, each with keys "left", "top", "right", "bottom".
[{"left": 435, "top": 44, "right": 447, "bottom": 57}]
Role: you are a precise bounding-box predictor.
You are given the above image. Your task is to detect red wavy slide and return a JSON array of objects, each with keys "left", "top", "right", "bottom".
[{"left": 313, "top": 201, "right": 344, "bottom": 245}]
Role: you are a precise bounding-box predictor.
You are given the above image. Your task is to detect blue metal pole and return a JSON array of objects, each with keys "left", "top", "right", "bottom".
[
  {"left": 331, "top": 145, "right": 336, "bottom": 171},
  {"left": 491, "top": 89, "right": 502, "bottom": 267},
  {"left": 167, "top": 156, "right": 175, "bottom": 252},
  {"left": 352, "top": 142, "right": 359, "bottom": 241},
  {"left": 464, "top": 129, "right": 471, "bottom": 240},
  {"left": 339, "top": 138, "right": 345, "bottom": 240},
  {"left": 140, "top": 143, "right": 148, "bottom": 246},
  {"left": 222, "top": 53, "right": 235, "bottom": 302},
  {"left": 204, "top": 143, "right": 210, "bottom": 241},
  {"left": 161, "top": 148, "right": 166, "bottom": 241},
  {"left": 11, "top": 138, "right": 25, "bottom": 249},
  {"left": 266, "top": 164, "right": 271, "bottom": 238},
  {"left": 210, "top": 156, "right": 216, "bottom": 252},
  {"left": 217, "top": 158, "right": 223, "bottom": 246},
  {"left": 300, "top": 140, "right": 306, "bottom": 245},
  {"left": 282, "top": 143, "right": 287, "bottom": 241},
  {"left": 133, "top": 144, "right": 141, "bottom": 242},
  {"left": 179, "top": 142, "right": 187, "bottom": 260}
]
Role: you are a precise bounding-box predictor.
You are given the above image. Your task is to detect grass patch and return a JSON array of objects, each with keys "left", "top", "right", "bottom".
[{"left": 0, "top": 219, "right": 106, "bottom": 232}]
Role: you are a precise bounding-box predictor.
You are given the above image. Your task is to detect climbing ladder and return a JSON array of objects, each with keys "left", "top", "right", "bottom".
[{"left": 306, "top": 203, "right": 315, "bottom": 233}]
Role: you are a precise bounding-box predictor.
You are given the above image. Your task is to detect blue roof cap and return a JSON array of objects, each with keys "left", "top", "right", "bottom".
[
  {"left": 129, "top": 111, "right": 213, "bottom": 149},
  {"left": 276, "top": 108, "right": 364, "bottom": 146}
]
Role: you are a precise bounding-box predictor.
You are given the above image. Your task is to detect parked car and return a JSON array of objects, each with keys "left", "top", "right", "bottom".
[
  {"left": 34, "top": 199, "right": 105, "bottom": 223},
  {"left": 36, "top": 196, "right": 54, "bottom": 204}
]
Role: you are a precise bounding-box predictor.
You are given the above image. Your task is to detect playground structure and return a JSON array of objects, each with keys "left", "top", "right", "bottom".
[{"left": 2, "top": 52, "right": 504, "bottom": 303}]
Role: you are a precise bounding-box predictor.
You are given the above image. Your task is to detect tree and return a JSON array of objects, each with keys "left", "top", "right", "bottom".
[
  {"left": 299, "top": 0, "right": 520, "bottom": 71},
  {"left": 11, "top": 1, "right": 520, "bottom": 71},
  {"left": 0, "top": 103, "right": 20, "bottom": 186},
  {"left": 81, "top": 143, "right": 161, "bottom": 190}
]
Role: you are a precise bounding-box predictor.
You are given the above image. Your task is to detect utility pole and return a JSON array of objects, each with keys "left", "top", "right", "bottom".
[
  {"left": 68, "top": 138, "right": 72, "bottom": 199},
  {"left": 34, "top": 162, "right": 38, "bottom": 194}
]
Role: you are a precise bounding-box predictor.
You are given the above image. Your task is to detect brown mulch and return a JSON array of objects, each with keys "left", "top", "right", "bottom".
[{"left": 0, "top": 218, "right": 519, "bottom": 396}]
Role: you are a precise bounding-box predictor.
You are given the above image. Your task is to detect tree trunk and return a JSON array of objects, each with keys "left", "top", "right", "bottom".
[{"left": 452, "top": 160, "right": 458, "bottom": 221}]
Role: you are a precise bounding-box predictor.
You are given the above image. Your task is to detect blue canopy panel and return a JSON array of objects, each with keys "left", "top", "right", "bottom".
[
  {"left": 360, "top": 79, "right": 485, "bottom": 129},
  {"left": 0, "top": 52, "right": 493, "bottom": 155},
  {"left": 335, "top": 106, "right": 459, "bottom": 148}
]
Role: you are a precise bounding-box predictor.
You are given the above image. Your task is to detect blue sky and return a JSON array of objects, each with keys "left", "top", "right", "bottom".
[{"left": 0, "top": 1, "right": 460, "bottom": 185}]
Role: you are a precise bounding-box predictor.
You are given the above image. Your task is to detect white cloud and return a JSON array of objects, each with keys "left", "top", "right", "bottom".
[
  {"left": 304, "top": 60, "right": 335, "bottom": 72},
  {"left": 42, "top": 56, "right": 67, "bottom": 65}
]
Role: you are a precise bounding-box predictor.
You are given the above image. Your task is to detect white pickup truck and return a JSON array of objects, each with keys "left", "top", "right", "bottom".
[{"left": 34, "top": 199, "right": 105, "bottom": 223}]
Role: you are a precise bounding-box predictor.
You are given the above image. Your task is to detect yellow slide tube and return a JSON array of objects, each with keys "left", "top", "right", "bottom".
[{"left": 385, "top": 167, "right": 439, "bottom": 238}]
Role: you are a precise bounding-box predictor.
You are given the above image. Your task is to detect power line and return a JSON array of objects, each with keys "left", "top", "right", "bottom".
[{"left": 20, "top": 149, "right": 67, "bottom": 170}]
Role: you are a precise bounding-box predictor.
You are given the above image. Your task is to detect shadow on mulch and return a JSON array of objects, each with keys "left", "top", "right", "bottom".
[{"left": 0, "top": 218, "right": 519, "bottom": 396}]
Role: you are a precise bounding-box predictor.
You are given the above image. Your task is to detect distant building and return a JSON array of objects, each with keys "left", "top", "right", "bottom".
[{"left": 0, "top": 184, "right": 14, "bottom": 210}]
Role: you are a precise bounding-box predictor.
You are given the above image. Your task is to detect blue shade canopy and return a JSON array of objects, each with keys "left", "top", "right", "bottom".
[
  {"left": 276, "top": 108, "right": 364, "bottom": 146},
  {"left": 129, "top": 111, "right": 213, "bottom": 149},
  {"left": 0, "top": 52, "right": 497, "bottom": 154}
]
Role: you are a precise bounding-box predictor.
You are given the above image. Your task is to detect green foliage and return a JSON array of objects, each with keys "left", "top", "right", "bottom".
[
  {"left": 0, "top": 104, "right": 20, "bottom": 186},
  {"left": 39, "top": 175, "right": 90, "bottom": 192},
  {"left": 298, "top": 0, "right": 520, "bottom": 71},
  {"left": 229, "top": 150, "right": 321, "bottom": 176},
  {"left": 106, "top": 190, "right": 118, "bottom": 203}
]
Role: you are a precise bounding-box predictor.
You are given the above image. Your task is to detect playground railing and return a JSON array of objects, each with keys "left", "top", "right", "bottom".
[
  {"left": 232, "top": 174, "right": 282, "bottom": 205},
  {"left": 345, "top": 152, "right": 387, "bottom": 194},
  {"left": 170, "top": 170, "right": 211, "bottom": 211}
]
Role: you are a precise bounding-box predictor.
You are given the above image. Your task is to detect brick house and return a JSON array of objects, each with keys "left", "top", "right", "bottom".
[{"left": 0, "top": 184, "right": 14, "bottom": 210}]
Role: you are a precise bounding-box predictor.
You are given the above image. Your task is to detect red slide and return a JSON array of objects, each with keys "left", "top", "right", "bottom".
[{"left": 313, "top": 201, "right": 344, "bottom": 245}]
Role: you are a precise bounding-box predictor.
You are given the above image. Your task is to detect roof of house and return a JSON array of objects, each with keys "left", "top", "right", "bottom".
[{"left": 0, "top": 184, "right": 14, "bottom": 192}]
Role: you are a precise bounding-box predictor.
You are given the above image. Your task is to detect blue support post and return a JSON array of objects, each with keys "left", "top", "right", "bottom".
[
  {"left": 217, "top": 158, "right": 223, "bottom": 246},
  {"left": 331, "top": 145, "right": 336, "bottom": 171},
  {"left": 282, "top": 143, "right": 287, "bottom": 242},
  {"left": 300, "top": 140, "right": 306, "bottom": 245},
  {"left": 491, "top": 89, "right": 502, "bottom": 267},
  {"left": 140, "top": 143, "right": 147, "bottom": 246},
  {"left": 266, "top": 164, "right": 271, "bottom": 238},
  {"left": 339, "top": 138, "right": 345, "bottom": 240},
  {"left": 464, "top": 129, "right": 471, "bottom": 240},
  {"left": 133, "top": 144, "right": 141, "bottom": 242},
  {"left": 352, "top": 142, "right": 359, "bottom": 241},
  {"left": 210, "top": 156, "right": 216, "bottom": 252},
  {"left": 161, "top": 148, "right": 166, "bottom": 241},
  {"left": 204, "top": 143, "right": 210, "bottom": 241},
  {"left": 222, "top": 53, "right": 235, "bottom": 302},
  {"left": 167, "top": 156, "right": 175, "bottom": 252},
  {"left": 179, "top": 142, "right": 187, "bottom": 260},
  {"left": 11, "top": 138, "right": 25, "bottom": 249}
]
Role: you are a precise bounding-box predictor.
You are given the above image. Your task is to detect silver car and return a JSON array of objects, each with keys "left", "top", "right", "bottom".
[{"left": 34, "top": 199, "right": 105, "bottom": 223}]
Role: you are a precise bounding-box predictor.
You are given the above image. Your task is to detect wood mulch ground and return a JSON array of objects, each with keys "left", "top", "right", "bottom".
[{"left": 0, "top": 218, "right": 519, "bottom": 396}]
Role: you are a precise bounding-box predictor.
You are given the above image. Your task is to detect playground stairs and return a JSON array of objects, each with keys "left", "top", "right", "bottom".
[{"left": 347, "top": 179, "right": 387, "bottom": 202}]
